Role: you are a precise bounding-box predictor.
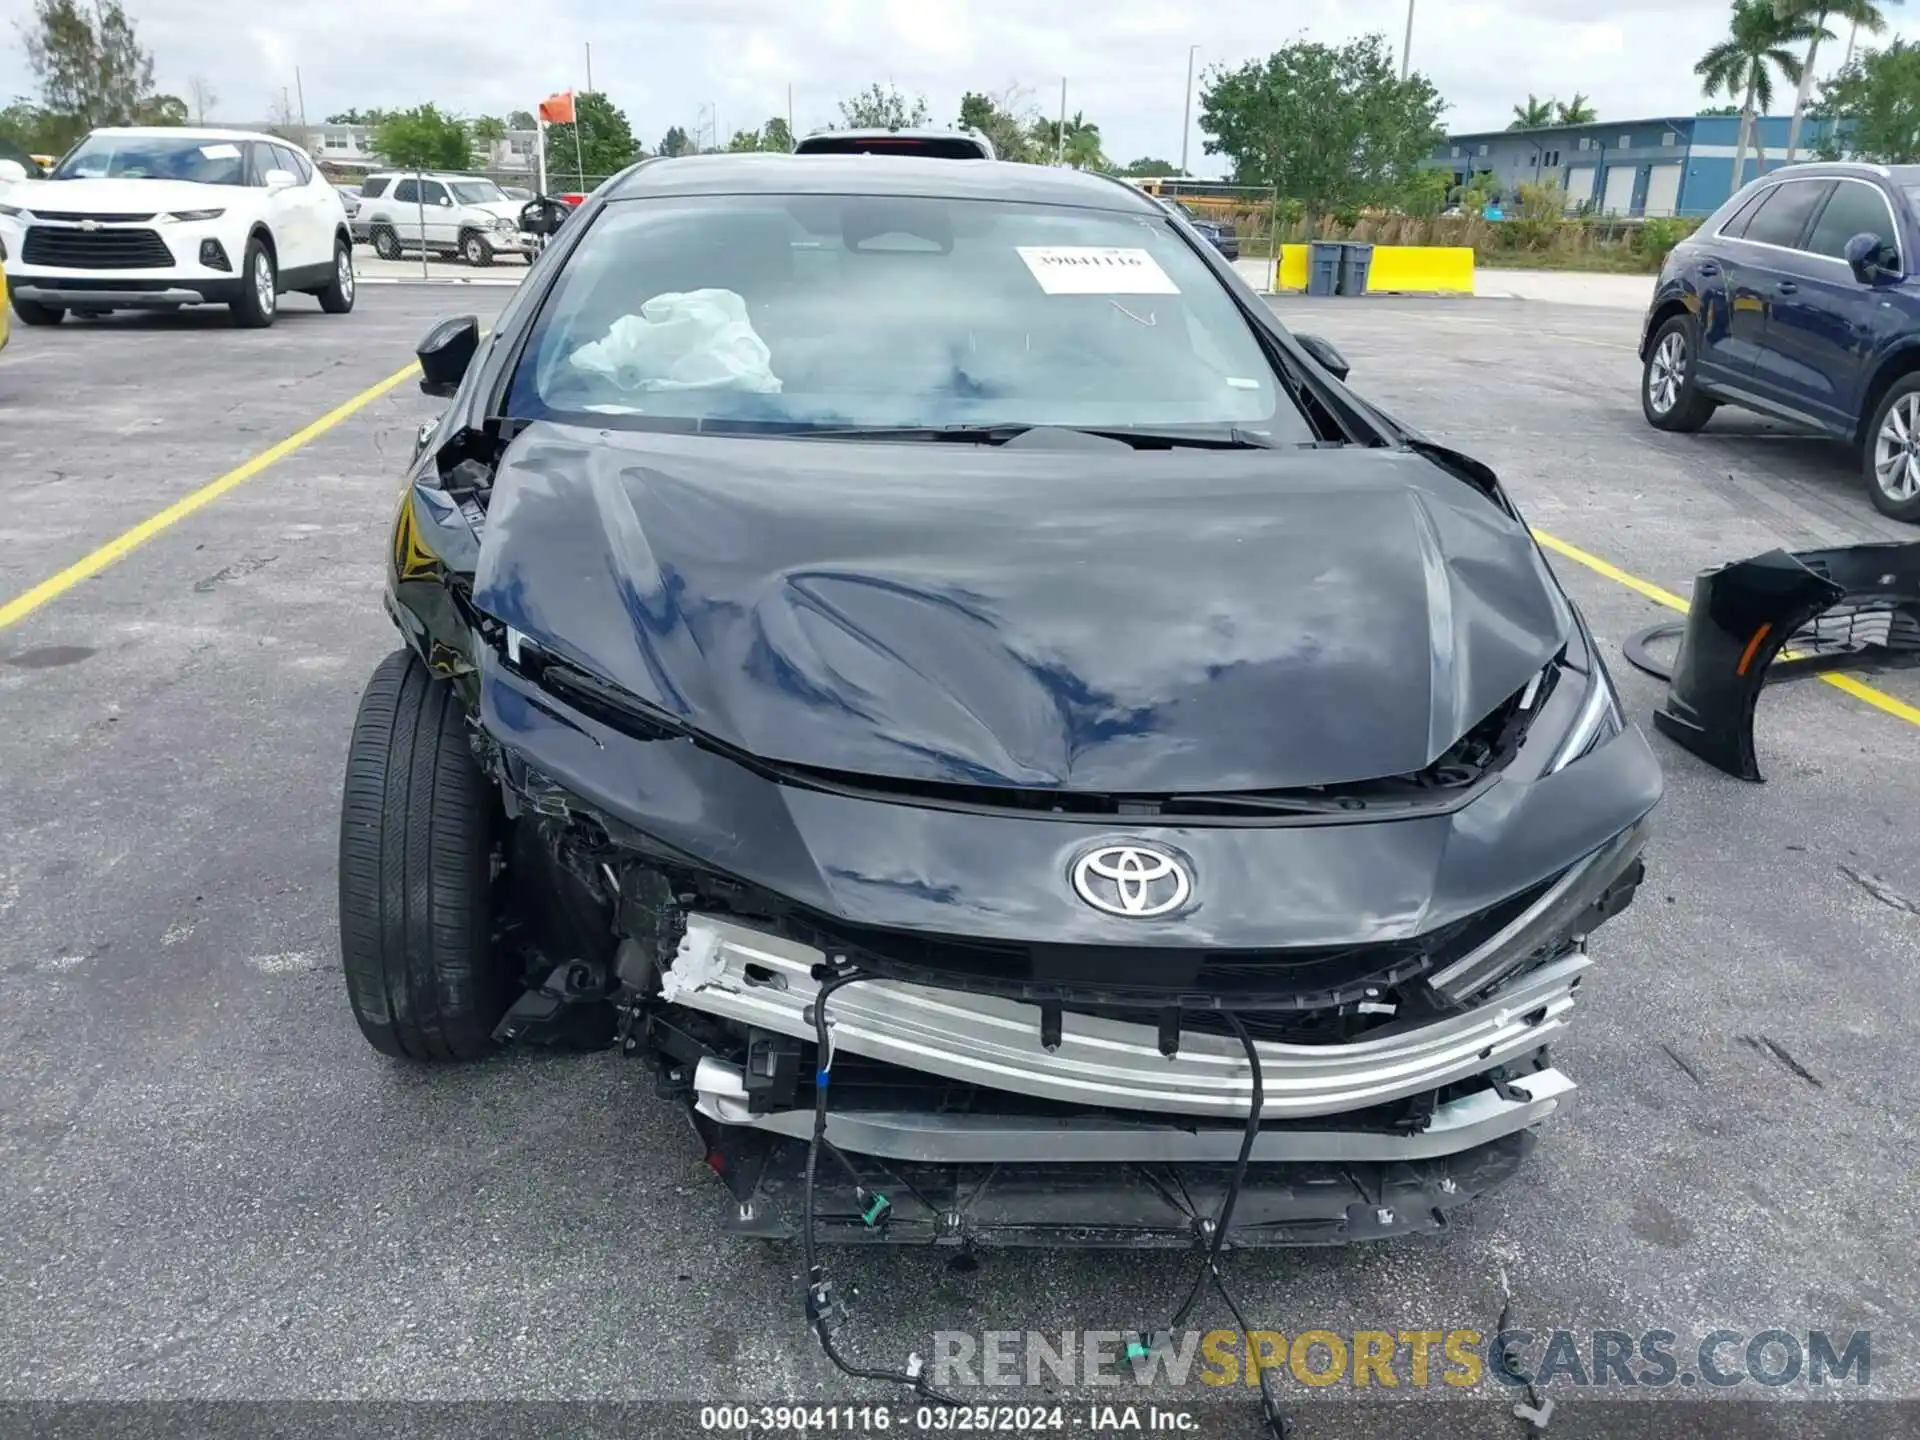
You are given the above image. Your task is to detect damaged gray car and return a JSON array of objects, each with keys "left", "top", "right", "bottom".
[{"left": 336, "top": 153, "right": 1662, "bottom": 1254}]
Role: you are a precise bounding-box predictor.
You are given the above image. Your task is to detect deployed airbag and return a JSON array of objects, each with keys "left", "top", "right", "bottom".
[{"left": 568, "top": 288, "right": 782, "bottom": 394}]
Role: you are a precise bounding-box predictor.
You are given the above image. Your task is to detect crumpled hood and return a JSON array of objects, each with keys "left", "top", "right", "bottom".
[
  {"left": 472, "top": 424, "right": 1572, "bottom": 793},
  {"left": 9, "top": 176, "right": 240, "bottom": 215}
]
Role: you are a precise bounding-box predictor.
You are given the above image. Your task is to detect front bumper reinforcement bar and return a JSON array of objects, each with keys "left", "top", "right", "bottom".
[
  {"left": 693, "top": 1059, "right": 1575, "bottom": 1163},
  {"left": 660, "top": 915, "right": 1585, "bottom": 1121}
]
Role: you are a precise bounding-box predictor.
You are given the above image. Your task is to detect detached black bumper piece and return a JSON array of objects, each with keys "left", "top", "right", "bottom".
[
  {"left": 1648, "top": 540, "right": 1920, "bottom": 780},
  {"left": 705, "top": 1126, "right": 1533, "bottom": 1248}
]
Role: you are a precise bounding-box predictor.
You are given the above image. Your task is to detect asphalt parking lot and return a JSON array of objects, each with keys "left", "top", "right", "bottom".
[{"left": 2, "top": 285, "right": 1918, "bottom": 1438}]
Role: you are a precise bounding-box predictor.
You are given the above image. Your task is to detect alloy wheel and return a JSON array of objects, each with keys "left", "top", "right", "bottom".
[
  {"left": 254, "top": 251, "right": 276, "bottom": 316},
  {"left": 1648, "top": 331, "right": 1686, "bottom": 415},
  {"left": 1874, "top": 393, "right": 1920, "bottom": 503}
]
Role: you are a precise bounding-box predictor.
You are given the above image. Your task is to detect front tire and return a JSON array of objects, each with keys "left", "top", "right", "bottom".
[
  {"left": 317, "top": 239, "right": 356, "bottom": 314},
  {"left": 371, "top": 225, "right": 401, "bottom": 260},
  {"left": 460, "top": 230, "right": 493, "bottom": 267},
  {"left": 10, "top": 294, "right": 64, "bottom": 326},
  {"left": 338, "top": 650, "right": 516, "bottom": 1062},
  {"left": 1864, "top": 375, "right": 1920, "bottom": 523},
  {"left": 1642, "top": 314, "right": 1716, "bottom": 432},
  {"left": 229, "top": 237, "right": 277, "bottom": 328}
]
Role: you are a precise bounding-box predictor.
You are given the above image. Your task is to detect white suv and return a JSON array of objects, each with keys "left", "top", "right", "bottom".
[
  {"left": 0, "top": 127, "right": 353, "bottom": 329},
  {"left": 355, "top": 173, "right": 534, "bottom": 266}
]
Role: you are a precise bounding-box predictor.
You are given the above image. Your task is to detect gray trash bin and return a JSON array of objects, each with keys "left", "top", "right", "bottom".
[
  {"left": 1337, "top": 241, "right": 1375, "bottom": 296},
  {"left": 1306, "top": 241, "right": 1343, "bottom": 296}
]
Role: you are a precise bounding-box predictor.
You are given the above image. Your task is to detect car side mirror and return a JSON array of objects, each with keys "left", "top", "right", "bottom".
[
  {"left": 1844, "top": 231, "right": 1897, "bottom": 284},
  {"left": 264, "top": 168, "right": 297, "bottom": 190},
  {"left": 0, "top": 158, "right": 27, "bottom": 184},
  {"left": 437, "top": 195, "right": 452, "bottom": 207},
  {"left": 417, "top": 315, "right": 481, "bottom": 399},
  {"left": 1295, "top": 332, "right": 1351, "bottom": 382},
  {"left": 519, "top": 198, "right": 568, "bottom": 236}
]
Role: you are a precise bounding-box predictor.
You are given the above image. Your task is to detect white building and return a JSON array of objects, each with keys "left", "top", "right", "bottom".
[{"left": 232, "top": 121, "right": 539, "bottom": 177}]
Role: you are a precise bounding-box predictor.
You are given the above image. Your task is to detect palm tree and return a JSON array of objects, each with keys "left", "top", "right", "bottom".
[
  {"left": 1555, "top": 93, "right": 1598, "bottom": 124},
  {"left": 1775, "top": 0, "right": 1895, "bottom": 160},
  {"left": 1034, "top": 111, "right": 1105, "bottom": 169},
  {"left": 1510, "top": 94, "right": 1556, "bottom": 128},
  {"left": 1696, "top": 0, "right": 1823, "bottom": 186}
]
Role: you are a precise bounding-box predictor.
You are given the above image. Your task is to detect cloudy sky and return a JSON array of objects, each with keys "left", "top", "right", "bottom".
[{"left": 5, "top": 0, "right": 1916, "bottom": 169}]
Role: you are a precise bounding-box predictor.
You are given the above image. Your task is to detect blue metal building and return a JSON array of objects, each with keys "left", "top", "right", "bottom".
[{"left": 1426, "top": 114, "right": 1847, "bottom": 217}]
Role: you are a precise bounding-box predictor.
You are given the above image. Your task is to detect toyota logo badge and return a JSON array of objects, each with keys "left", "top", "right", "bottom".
[{"left": 1070, "top": 844, "right": 1192, "bottom": 918}]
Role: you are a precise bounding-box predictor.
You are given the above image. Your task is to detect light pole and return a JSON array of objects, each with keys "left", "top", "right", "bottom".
[
  {"left": 1401, "top": 0, "right": 1416, "bottom": 79},
  {"left": 1180, "top": 44, "right": 1197, "bottom": 176}
]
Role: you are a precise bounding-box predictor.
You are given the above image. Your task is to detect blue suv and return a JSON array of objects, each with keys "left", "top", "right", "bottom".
[{"left": 1639, "top": 162, "right": 1920, "bottom": 521}]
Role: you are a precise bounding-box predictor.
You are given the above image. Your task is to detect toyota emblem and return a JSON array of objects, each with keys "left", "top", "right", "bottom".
[
  {"left": 78, "top": 219, "right": 100, "bottom": 231},
  {"left": 1071, "top": 844, "right": 1192, "bottom": 918}
]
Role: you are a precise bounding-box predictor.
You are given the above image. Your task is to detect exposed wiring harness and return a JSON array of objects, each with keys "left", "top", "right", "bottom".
[
  {"left": 1152, "top": 1011, "right": 1289, "bottom": 1439},
  {"left": 802, "top": 969, "right": 968, "bottom": 1405},
  {"left": 802, "top": 973, "right": 1288, "bottom": 1436}
]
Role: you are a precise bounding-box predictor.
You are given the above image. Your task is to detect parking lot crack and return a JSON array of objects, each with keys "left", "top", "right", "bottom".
[
  {"left": 1738, "top": 1035, "right": 1822, "bottom": 1088},
  {"left": 1838, "top": 865, "right": 1920, "bottom": 916},
  {"left": 1659, "top": 1044, "right": 1703, "bottom": 1086}
]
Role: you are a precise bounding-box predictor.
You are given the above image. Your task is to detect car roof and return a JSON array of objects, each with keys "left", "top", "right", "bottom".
[
  {"left": 367, "top": 171, "right": 495, "bottom": 181},
  {"left": 85, "top": 126, "right": 294, "bottom": 145},
  {"left": 1747, "top": 160, "right": 1914, "bottom": 185},
  {"left": 603, "top": 153, "right": 1160, "bottom": 214}
]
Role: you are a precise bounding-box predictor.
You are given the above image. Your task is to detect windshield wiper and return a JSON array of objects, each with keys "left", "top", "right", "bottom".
[{"left": 792, "top": 423, "right": 1274, "bottom": 449}]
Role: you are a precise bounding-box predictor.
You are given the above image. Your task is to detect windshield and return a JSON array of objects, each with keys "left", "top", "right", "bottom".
[
  {"left": 506, "top": 193, "right": 1309, "bottom": 439},
  {"left": 450, "top": 180, "right": 506, "bottom": 205},
  {"left": 50, "top": 134, "right": 247, "bottom": 184}
]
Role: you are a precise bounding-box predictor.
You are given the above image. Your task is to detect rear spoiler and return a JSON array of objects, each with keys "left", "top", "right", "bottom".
[{"left": 1636, "top": 541, "right": 1920, "bottom": 780}]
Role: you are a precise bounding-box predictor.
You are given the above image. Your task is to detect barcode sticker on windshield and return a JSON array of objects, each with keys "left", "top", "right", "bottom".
[
  {"left": 199, "top": 144, "right": 241, "bottom": 159},
  {"left": 1017, "top": 246, "right": 1180, "bottom": 295}
]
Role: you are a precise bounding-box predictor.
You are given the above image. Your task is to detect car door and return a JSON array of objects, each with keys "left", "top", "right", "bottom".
[
  {"left": 1724, "top": 178, "right": 1834, "bottom": 412},
  {"left": 245, "top": 140, "right": 305, "bottom": 274},
  {"left": 1684, "top": 184, "right": 1775, "bottom": 380},
  {"left": 417, "top": 179, "right": 455, "bottom": 251},
  {"left": 1763, "top": 177, "right": 1907, "bottom": 431},
  {"left": 386, "top": 178, "right": 421, "bottom": 247},
  {"left": 270, "top": 143, "right": 326, "bottom": 270}
]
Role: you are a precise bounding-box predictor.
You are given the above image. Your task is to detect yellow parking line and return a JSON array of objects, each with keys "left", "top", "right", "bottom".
[
  {"left": 1532, "top": 527, "right": 1920, "bottom": 726},
  {"left": 0, "top": 357, "right": 423, "bottom": 632}
]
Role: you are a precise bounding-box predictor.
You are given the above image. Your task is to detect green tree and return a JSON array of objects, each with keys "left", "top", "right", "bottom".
[
  {"left": 471, "top": 115, "right": 507, "bottom": 143},
  {"left": 1773, "top": 0, "right": 1894, "bottom": 161},
  {"left": 1695, "top": 0, "right": 1823, "bottom": 186},
  {"left": 17, "top": 0, "right": 158, "bottom": 133},
  {"left": 724, "top": 117, "right": 795, "bottom": 152},
  {"left": 373, "top": 104, "right": 472, "bottom": 170},
  {"left": 957, "top": 88, "right": 1041, "bottom": 161},
  {"left": 837, "top": 82, "right": 929, "bottom": 129},
  {"left": 1510, "top": 94, "right": 1555, "bottom": 128},
  {"left": 1699, "top": 103, "right": 1741, "bottom": 114},
  {"left": 507, "top": 109, "right": 535, "bottom": 131},
  {"left": 658, "top": 124, "right": 692, "bottom": 157},
  {"left": 1199, "top": 34, "right": 1447, "bottom": 235},
  {"left": 326, "top": 108, "right": 388, "bottom": 126},
  {"left": 1120, "top": 156, "right": 1182, "bottom": 176},
  {"left": 1811, "top": 37, "right": 1920, "bottom": 160},
  {"left": 136, "top": 92, "right": 186, "bottom": 125},
  {"left": 1399, "top": 165, "right": 1452, "bottom": 215},
  {"left": 542, "top": 90, "right": 639, "bottom": 186},
  {"left": 0, "top": 99, "right": 67, "bottom": 155},
  {"left": 1554, "top": 93, "right": 1597, "bottom": 123},
  {"left": 1032, "top": 110, "right": 1106, "bottom": 168}
]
